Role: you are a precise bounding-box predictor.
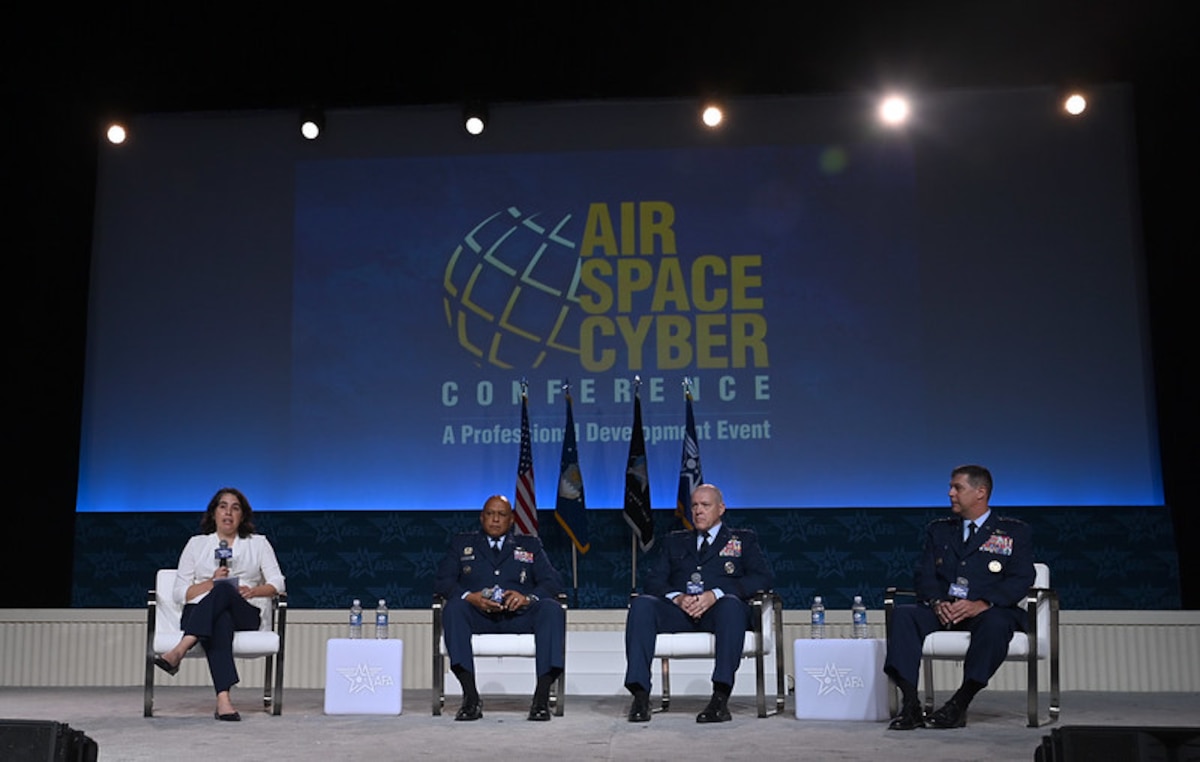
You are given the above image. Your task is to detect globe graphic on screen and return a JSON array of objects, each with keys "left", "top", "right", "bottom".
[{"left": 442, "top": 207, "right": 584, "bottom": 369}]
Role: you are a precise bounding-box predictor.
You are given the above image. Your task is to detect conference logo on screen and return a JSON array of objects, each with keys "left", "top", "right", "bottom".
[{"left": 441, "top": 201, "right": 769, "bottom": 375}]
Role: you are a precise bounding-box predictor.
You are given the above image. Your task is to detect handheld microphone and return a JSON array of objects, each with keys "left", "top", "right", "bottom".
[{"left": 215, "top": 539, "right": 232, "bottom": 568}]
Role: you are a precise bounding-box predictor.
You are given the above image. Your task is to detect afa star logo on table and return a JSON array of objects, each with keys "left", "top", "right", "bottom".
[
  {"left": 336, "top": 662, "right": 395, "bottom": 694},
  {"left": 803, "top": 662, "right": 866, "bottom": 696},
  {"left": 441, "top": 201, "right": 770, "bottom": 372}
]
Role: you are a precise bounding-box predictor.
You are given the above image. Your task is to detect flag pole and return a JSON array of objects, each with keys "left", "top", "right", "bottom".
[
  {"left": 630, "top": 375, "right": 641, "bottom": 593},
  {"left": 631, "top": 534, "right": 638, "bottom": 595}
]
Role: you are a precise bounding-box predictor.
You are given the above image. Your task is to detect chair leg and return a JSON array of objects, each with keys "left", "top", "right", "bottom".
[
  {"left": 143, "top": 655, "right": 155, "bottom": 718},
  {"left": 144, "top": 594, "right": 157, "bottom": 718},
  {"left": 263, "top": 655, "right": 276, "bottom": 712},
  {"left": 432, "top": 599, "right": 445, "bottom": 716},
  {"left": 660, "top": 658, "right": 671, "bottom": 711},
  {"left": 1049, "top": 595, "right": 1061, "bottom": 725},
  {"left": 773, "top": 595, "right": 786, "bottom": 715},
  {"left": 922, "top": 656, "right": 935, "bottom": 712},
  {"left": 554, "top": 669, "right": 566, "bottom": 716}
]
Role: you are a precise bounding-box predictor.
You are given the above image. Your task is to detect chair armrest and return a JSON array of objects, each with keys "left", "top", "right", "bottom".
[
  {"left": 883, "top": 586, "right": 917, "bottom": 632},
  {"left": 270, "top": 592, "right": 287, "bottom": 631}
]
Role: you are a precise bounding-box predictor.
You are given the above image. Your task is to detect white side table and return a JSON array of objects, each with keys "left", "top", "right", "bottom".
[
  {"left": 793, "top": 638, "right": 889, "bottom": 721},
  {"left": 324, "top": 638, "right": 404, "bottom": 715}
]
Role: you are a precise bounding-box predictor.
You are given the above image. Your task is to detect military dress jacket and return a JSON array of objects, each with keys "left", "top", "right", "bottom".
[
  {"left": 645, "top": 524, "right": 773, "bottom": 601},
  {"left": 434, "top": 531, "right": 563, "bottom": 602},
  {"left": 914, "top": 514, "right": 1035, "bottom": 609}
]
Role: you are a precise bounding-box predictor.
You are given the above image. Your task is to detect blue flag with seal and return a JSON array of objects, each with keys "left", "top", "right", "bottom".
[
  {"left": 554, "top": 393, "right": 590, "bottom": 554},
  {"left": 675, "top": 388, "right": 702, "bottom": 531},
  {"left": 623, "top": 391, "right": 654, "bottom": 550}
]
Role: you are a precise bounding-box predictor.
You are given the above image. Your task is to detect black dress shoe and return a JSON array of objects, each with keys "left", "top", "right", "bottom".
[
  {"left": 454, "top": 698, "right": 483, "bottom": 721},
  {"left": 214, "top": 711, "right": 241, "bottom": 722},
  {"left": 153, "top": 656, "right": 180, "bottom": 677},
  {"left": 696, "top": 693, "right": 732, "bottom": 723},
  {"left": 926, "top": 700, "right": 967, "bottom": 729},
  {"left": 627, "top": 692, "right": 651, "bottom": 723},
  {"left": 887, "top": 701, "right": 925, "bottom": 730},
  {"left": 528, "top": 697, "right": 552, "bottom": 721}
]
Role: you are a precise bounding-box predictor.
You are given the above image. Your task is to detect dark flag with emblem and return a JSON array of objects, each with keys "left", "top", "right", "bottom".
[
  {"left": 554, "top": 393, "right": 590, "bottom": 554},
  {"left": 675, "top": 389, "right": 701, "bottom": 531},
  {"left": 623, "top": 391, "right": 654, "bottom": 550},
  {"left": 513, "top": 391, "right": 538, "bottom": 536}
]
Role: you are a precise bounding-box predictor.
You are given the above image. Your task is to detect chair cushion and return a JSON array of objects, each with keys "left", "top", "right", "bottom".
[
  {"left": 654, "top": 630, "right": 764, "bottom": 657},
  {"left": 153, "top": 629, "right": 281, "bottom": 659},
  {"left": 923, "top": 630, "right": 1036, "bottom": 659},
  {"left": 439, "top": 634, "right": 539, "bottom": 657}
]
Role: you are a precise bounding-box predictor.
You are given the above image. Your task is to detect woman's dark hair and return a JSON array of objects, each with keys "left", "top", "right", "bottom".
[{"left": 200, "top": 487, "right": 256, "bottom": 537}]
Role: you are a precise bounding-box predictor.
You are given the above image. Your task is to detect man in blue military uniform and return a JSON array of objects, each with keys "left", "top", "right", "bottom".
[
  {"left": 884, "top": 465, "right": 1035, "bottom": 730},
  {"left": 623, "top": 483, "right": 774, "bottom": 723},
  {"left": 434, "top": 494, "right": 565, "bottom": 722}
]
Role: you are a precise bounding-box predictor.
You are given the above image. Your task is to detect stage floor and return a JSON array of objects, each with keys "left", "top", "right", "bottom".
[{"left": 2, "top": 687, "right": 1197, "bottom": 761}]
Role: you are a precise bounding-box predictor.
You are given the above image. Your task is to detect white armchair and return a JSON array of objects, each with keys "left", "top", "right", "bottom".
[
  {"left": 884, "top": 561, "right": 1060, "bottom": 727},
  {"left": 144, "top": 568, "right": 287, "bottom": 717},
  {"left": 645, "top": 590, "right": 786, "bottom": 718},
  {"left": 431, "top": 593, "right": 568, "bottom": 716}
]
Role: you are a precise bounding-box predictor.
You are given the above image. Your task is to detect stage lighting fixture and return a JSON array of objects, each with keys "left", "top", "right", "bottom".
[
  {"left": 299, "top": 109, "right": 324, "bottom": 140},
  {"left": 877, "top": 94, "right": 911, "bottom": 126},
  {"left": 1063, "top": 92, "right": 1087, "bottom": 116},
  {"left": 701, "top": 104, "right": 724, "bottom": 128},
  {"left": 464, "top": 103, "right": 488, "bottom": 136},
  {"left": 105, "top": 122, "right": 128, "bottom": 145}
]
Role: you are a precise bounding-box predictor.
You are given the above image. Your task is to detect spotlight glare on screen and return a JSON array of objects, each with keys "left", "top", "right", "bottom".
[{"left": 106, "top": 123, "right": 127, "bottom": 144}]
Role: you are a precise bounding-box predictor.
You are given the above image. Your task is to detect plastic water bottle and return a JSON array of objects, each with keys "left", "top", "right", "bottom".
[
  {"left": 810, "top": 595, "right": 826, "bottom": 639},
  {"left": 349, "top": 599, "right": 363, "bottom": 639},
  {"left": 852, "top": 595, "right": 868, "bottom": 639},
  {"left": 375, "top": 598, "right": 389, "bottom": 639}
]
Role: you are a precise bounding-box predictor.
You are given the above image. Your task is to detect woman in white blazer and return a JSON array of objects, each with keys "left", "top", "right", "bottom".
[{"left": 153, "top": 487, "right": 286, "bottom": 721}]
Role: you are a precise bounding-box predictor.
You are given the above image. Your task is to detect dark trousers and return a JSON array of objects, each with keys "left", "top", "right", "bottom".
[
  {"left": 623, "top": 594, "right": 750, "bottom": 692},
  {"left": 180, "top": 581, "right": 262, "bottom": 694},
  {"left": 442, "top": 596, "right": 565, "bottom": 679},
  {"left": 883, "top": 603, "right": 1025, "bottom": 688}
]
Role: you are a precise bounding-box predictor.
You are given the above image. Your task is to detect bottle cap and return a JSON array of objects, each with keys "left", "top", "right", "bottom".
[
  {"left": 378, "top": 599, "right": 386, "bottom": 606},
  {"left": 814, "top": 596, "right": 822, "bottom": 603},
  {"left": 353, "top": 599, "right": 360, "bottom": 605}
]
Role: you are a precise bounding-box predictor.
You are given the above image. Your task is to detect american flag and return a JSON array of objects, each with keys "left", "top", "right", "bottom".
[{"left": 513, "top": 392, "right": 538, "bottom": 536}]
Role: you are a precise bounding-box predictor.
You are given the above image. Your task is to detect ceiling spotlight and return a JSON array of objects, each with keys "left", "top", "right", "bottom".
[
  {"left": 299, "top": 109, "right": 324, "bottom": 140},
  {"left": 464, "top": 103, "right": 488, "bottom": 136},
  {"left": 105, "top": 122, "right": 128, "bottom": 145},
  {"left": 701, "top": 104, "right": 724, "bottom": 128},
  {"left": 877, "top": 95, "right": 911, "bottom": 127},
  {"left": 1063, "top": 92, "right": 1087, "bottom": 116}
]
